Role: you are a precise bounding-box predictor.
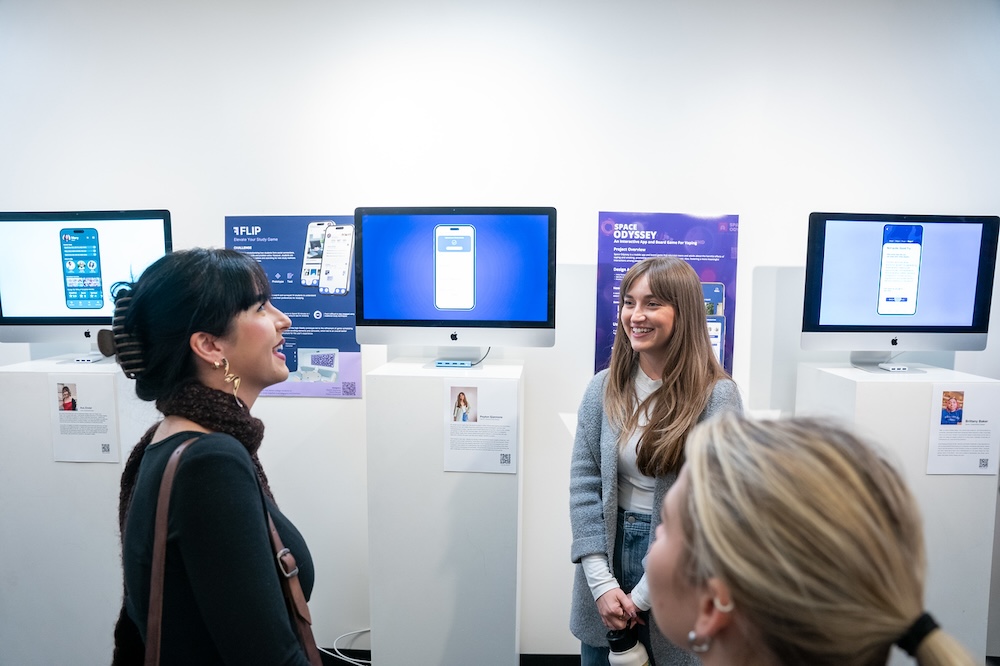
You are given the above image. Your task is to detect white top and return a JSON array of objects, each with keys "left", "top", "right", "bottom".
[
  {"left": 617, "top": 368, "right": 659, "bottom": 514},
  {"left": 583, "top": 367, "right": 660, "bottom": 610}
]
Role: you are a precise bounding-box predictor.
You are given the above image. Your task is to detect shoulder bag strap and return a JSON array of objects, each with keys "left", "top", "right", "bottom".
[
  {"left": 267, "top": 512, "right": 323, "bottom": 666},
  {"left": 144, "top": 436, "right": 321, "bottom": 666},
  {"left": 145, "top": 436, "right": 200, "bottom": 666}
]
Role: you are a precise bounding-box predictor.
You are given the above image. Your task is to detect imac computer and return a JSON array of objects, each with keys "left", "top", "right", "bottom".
[
  {"left": 0, "top": 210, "right": 173, "bottom": 353},
  {"left": 801, "top": 211, "right": 999, "bottom": 369},
  {"left": 354, "top": 207, "right": 556, "bottom": 360}
]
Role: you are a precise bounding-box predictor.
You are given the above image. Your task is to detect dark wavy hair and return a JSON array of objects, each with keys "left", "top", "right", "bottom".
[{"left": 113, "top": 248, "right": 271, "bottom": 402}]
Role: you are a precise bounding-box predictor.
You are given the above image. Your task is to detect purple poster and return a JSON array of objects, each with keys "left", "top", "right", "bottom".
[{"left": 595, "top": 212, "right": 739, "bottom": 375}]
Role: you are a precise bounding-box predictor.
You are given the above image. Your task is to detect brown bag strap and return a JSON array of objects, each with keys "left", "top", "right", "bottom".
[
  {"left": 267, "top": 512, "right": 323, "bottom": 666},
  {"left": 144, "top": 436, "right": 322, "bottom": 666},
  {"left": 145, "top": 436, "right": 200, "bottom": 666}
]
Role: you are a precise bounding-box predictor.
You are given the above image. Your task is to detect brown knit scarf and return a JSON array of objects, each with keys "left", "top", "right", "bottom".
[{"left": 111, "top": 379, "right": 274, "bottom": 665}]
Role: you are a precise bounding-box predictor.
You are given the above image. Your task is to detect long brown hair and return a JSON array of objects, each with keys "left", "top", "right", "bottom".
[{"left": 604, "top": 256, "right": 728, "bottom": 476}]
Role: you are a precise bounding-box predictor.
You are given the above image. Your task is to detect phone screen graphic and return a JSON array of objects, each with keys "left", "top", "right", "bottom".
[
  {"left": 702, "top": 282, "right": 724, "bottom": 315},
  {"left": 318, "top": 225, "right": 355, "bottom": 295},
  {"left": 60, "top": 228, "right": 103, "bottom": 309},
  {"left": 706, "top": 315, "right": 725, "bottom": 365},
  {"left": 301, "top": 221, "right": 331, "bottom": 286},
  {"left": 877, "top": 224, "right": 923, "bottom": 315},
  {"left": 434, "top": 224, "right": 476, "bottom": 310}
]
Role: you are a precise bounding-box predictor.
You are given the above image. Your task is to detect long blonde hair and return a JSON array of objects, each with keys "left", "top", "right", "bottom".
[
  {"left": 604, "top": 256, "right": 728, "bottom": 475},
  {"left": 680, "top": 414, "right": 976, "bottom": 666}
]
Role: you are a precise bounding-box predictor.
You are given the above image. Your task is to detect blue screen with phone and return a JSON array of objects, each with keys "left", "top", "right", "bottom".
[
  {"left": 877, "top": 224, "right": 923, "bottom": 316},
  {"left": 359, "top": 213, "right": 550, "bottom": 322},
  {"left": 60, "top": 228, "right": 104, "bottom": 309}
]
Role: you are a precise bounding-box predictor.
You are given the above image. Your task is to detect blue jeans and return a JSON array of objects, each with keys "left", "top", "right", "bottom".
[{"left": 581, "top": 508, "right": 655, "bottom": 666}]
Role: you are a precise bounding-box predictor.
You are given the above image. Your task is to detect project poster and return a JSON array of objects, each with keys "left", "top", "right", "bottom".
[
  {"left": 226, "top": 215, "right": 361, "bottom": 398},
  {"left": 443, "top": 380, "right": 518, "bottom": 474},
  {"left": 595, "top": 212, "right": 740, "bottom": 375},
  {"left": 927, "top": 383, "right": 1000, "bottom": 474}
]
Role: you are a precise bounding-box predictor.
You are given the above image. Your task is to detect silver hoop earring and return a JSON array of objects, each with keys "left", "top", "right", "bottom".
[{"left": 688, "top": 630, "right": 711, "bottom": 653}]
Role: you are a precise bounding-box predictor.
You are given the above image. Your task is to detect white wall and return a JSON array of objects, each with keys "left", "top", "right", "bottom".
[{"left": 2, "top": 0, "right": 999, "bottom": 657}]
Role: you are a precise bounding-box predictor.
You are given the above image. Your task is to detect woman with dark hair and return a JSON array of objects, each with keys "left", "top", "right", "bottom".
[
  {"left": 60, "top": 385, "right": 77, "bottom": 411},
  {"left": 109, "top": 248, "right": 318, "bottom": 665},
  {"left": 570, "top": 256, "right": 743, "bottom": 665}
]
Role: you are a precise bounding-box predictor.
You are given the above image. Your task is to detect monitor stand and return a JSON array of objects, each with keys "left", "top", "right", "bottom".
[
  {"left": 75, "top": 330, "right": 115, "bottom": 363},
  {"left": 850, "top": 350, "right": 891, "bottom": 369},
  {"left": 73, "top": 348, "right": 110, "bottom": 363},
  {"left": 850, "top": 351, "right": 924, "bottom": 374},
  {"left": 388, "top": 345, "right": 489, "bottom": 367}
]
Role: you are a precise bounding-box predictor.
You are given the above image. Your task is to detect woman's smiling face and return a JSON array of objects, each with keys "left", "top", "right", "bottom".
[
  {"left": 216, "top": 299, "right": 292, "bottom": 399},
  {"left": 620, "top": 273, "right": 676, "bottom": 373}
]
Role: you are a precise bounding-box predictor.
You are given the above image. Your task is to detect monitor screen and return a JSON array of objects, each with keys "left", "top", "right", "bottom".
[
  {"left": 355, "top": 207, "right": 557, "bottom": 348},
  {"left": 801, "top": 211, "right": 999, "bottom": 358},
  {"left": 0, "top": 210, "right": 172, "bottom": 344}
]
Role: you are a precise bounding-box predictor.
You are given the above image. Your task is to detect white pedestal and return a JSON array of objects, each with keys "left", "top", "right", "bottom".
[
  {"left": 0, "top": 356, "right": 158, "bottom": 665},
  {"left": 795, "top": 363, "right": 1000, "bottom": 663},
  {"left": 366, "top": 360, "right": 523, "bottom": 665}
]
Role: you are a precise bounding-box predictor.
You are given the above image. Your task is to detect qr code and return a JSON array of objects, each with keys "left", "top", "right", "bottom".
[
  {"left": 342, "top": 381, "right": 357, "bottom": 396},
  {"left": 980, "top": 458, "right": 989, "bottom": 469},
  {"left": 102, "top": 443, "right": 110, "bottom": 454},
  {"left": 310, "top": 353, "right": 337, "bottom": 367},
  {"left": 500, "top": 453, "right": 511, "bottom": 465}
]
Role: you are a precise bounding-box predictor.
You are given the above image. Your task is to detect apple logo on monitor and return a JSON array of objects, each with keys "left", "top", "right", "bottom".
[
  {"left": 891, "top": 337, "right": 898, "bottom": 346},
  {"left": 450, "top": 332, "right": 458, "bottom": 341}
]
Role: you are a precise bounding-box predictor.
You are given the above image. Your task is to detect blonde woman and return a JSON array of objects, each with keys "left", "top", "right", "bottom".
[
  {"left": 647, "top": 413, "right": 976, "bottom": 666},
  {"left": 570, "top": 256, "right": 743, "bottom": 665}
]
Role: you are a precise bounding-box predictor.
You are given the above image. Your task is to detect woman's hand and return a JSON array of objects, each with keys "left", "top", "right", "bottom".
[
  {"left": 596, "top": 589, "right": 638, "bottom": 630},
  {"left": 626, "top": 592, "right": 646, "bottom": 626}
]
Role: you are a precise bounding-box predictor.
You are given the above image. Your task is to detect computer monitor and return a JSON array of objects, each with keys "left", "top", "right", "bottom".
[
  {"left": 354, "top": 207, "right": 557, "bottom": 352},
  {"left": 0, "top": 210, "right": 172, "bottom": 347},
  {"left": 801, "top": 211, "right": 999, "bottom": 367}
]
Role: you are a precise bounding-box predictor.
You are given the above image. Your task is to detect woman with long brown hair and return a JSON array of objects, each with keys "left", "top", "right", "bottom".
[{"left": 570, "top": 256, "right": 743, "bottom": 664}]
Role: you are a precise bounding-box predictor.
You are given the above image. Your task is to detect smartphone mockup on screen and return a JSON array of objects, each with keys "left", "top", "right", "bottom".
[
  {"left": 434, "top": 224, "right": 476, "bottom": 310},
  {"left": 318, "top": 225, "right": 355, "bottom": 295},
  {"left": 60, "top": 228, "right": 104, "bottom": 309},
  {"left": 300, "top": 221, "right": 331, "bottom": 286},
  {"left": 706, "top": 314, "right": 725, "bottom": 366},
  {"left": 877, "top": 224, "right": 923, "bottom": 315},
  {"left": 702, "top": 282, "right": 725, "bottom": 316}
]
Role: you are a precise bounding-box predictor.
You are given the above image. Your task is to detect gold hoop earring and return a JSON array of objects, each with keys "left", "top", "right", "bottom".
[{"left": 215, "top": 358, "right": 241, "bottom": 404}]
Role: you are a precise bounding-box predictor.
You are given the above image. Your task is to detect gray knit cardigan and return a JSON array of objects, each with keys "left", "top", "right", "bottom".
[{"left": 568, "top": 369, "right": 743, "bottom": 660}]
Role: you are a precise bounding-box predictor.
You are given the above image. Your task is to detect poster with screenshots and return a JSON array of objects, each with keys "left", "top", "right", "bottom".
[
  {"left": 595, "top": 212, "right": 740, "bottom": 375},
  {"left": 226, "top": 215, "right": 361, "bottom": 398},
  {"left": 927, "top": 383, "right": 1000, "bottom": 475}
]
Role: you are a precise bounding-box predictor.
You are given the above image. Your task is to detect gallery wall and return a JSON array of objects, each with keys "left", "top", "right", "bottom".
[{"left": 2, "top": 0, "right": 1000, "bottom": 657}]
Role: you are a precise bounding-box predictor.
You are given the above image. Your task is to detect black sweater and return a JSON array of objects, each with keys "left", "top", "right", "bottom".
[{"left": 123, "top": 432, "right": 314, "bottom": 665}]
